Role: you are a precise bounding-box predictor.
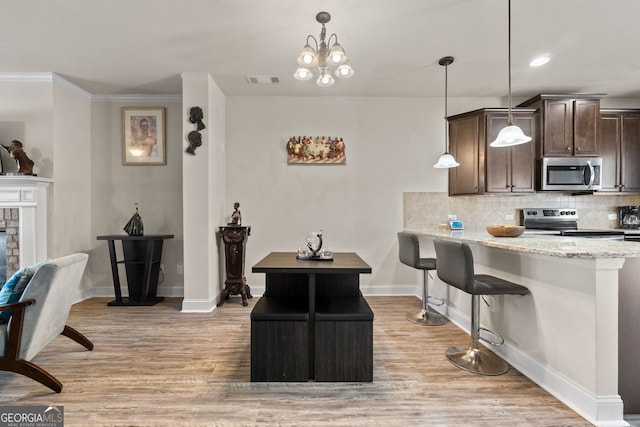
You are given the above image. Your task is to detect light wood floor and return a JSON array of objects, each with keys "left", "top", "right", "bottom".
[{"left": 0, "top": 296, "right": 590, "bottom": 426}]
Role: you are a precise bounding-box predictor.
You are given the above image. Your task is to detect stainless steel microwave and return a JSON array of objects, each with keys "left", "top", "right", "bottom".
[{"left": 539, "top": 157, "right": 602, "bottom": 191}]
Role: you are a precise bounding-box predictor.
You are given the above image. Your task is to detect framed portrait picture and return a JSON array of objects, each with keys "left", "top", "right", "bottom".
[{"left": 122, "top": 107, "right": 166, "bottom": 165}]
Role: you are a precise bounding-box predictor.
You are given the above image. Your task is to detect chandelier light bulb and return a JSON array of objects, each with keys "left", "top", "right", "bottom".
[
  {"left": 335, "top": 63, "right": 354, "bottom": 78},
  {"left": 328, "top": 42, "right": 346, "bottom": 65},
  {"left": 297, "top": 44, "right": 318, "bottom": 67},
  {"left": 317, "top": 69, "right": 335, "bottom": 87},
  {"left": 294, "top": 67, "right": 313, "bottom": 81}
]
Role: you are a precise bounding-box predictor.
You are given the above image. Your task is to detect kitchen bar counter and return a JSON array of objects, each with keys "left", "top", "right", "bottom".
[
  {"left": 404, "top": 228, "right": 640, "bottom": 259},
  {"left": 404, "top": 228, "right": 637, "bottom": 426}
]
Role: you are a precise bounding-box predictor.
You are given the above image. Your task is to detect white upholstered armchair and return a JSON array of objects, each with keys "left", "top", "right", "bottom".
[{"left": 0, "top": 253, "right": 93, "bottom": 392}]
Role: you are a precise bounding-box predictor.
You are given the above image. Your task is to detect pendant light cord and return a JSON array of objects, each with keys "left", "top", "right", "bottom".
[
  {"left": 507, "top": 0, "right": 513, "bottom": 125},
  {"left": 444, "top": 62, "right": 448, "bottom": 152}
]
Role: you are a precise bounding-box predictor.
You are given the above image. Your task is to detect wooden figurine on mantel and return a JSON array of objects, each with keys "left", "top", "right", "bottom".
[{"left": 2, "top": 140, "right": 35, "bottom": 175}]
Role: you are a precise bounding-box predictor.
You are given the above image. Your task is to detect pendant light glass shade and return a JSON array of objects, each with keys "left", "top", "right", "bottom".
[
  {"left": 433, "top": 56, "right": 459, "bottom": 169},
  {"left": 490, "top": 125, "right": 532, "bottom": 147},
  {"left": 490, "top": 0, "right": 531, "bottom": 148},
  {"left": 294, "top": 67, "right": 313, "bottom": 80},
  {"left": 316, "top": 68, "right": 335, "bottom": 87},
  {"left": 334, "top": 63, "right": 354, "bottom": 78},
  {"left": 434, "top": 153, "right": 460, "bottom": 168}
]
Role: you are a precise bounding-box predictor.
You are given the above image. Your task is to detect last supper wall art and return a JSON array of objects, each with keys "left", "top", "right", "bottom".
[{"left": 286, "top": 136, "right": 346, "bottom": 164}]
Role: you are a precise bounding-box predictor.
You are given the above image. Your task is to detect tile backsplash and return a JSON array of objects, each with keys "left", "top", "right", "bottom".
[{"left": 404, "top": 192, "right": 640, "bottom": 231}]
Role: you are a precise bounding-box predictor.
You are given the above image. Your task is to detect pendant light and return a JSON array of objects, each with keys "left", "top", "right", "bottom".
[
  {"left": 490, "top": 0, "right": 532, "bottom": 147},
  {"left": 434, "top": 56, "right": 460, "bottom": 168}
]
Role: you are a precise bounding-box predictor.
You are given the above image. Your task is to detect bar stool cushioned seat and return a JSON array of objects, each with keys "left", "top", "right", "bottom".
[
  {"left": 397, "top": 232, "right": 447, "bottom": 326},
  {"left": 433, "top": 239, "right": 529, "bottom": 375}
]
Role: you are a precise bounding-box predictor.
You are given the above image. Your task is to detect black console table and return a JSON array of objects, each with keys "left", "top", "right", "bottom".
[{"left": 97, "top": 234, "right": 174, "bottom": 306}]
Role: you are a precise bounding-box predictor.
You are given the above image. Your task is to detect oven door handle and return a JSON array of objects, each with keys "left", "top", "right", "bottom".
[{"left": 585, "top": 161, "right": 595, "bottom": 188}]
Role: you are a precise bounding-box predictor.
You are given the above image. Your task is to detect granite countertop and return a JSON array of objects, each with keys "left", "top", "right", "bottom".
[{"left": 404, "top": 228, "right": 640, "bottom": 259}]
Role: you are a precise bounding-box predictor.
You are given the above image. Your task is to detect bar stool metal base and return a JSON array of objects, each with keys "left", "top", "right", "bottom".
[
  {"left": 406, "top": 308, "right": 448, "bottom": 326},
  {"left": 445, "top": 345, "right": 509, "bottom": 376}
]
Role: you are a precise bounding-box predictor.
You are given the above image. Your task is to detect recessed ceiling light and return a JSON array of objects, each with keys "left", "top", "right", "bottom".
[{"left": 529, "top": 56, "right": 550, "bottom": 67}]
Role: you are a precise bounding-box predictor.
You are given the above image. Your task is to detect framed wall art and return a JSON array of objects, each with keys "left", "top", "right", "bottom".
[
  {"left": 122, "top": 107, "right": 166, "bottom": 165},
  {"left": 286, "top": 136, "right": 346, "bottom": 164}
]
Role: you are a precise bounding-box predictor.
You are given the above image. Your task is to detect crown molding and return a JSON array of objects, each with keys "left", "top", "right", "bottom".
[
  {"left": 0, "top": 72, "right": 53, "bottom": 82},
  {"left": 0, "top": 72, "right": 181, "bottom": 103},
  {"left": 0, "top": 72, "right": 92, "bottom": 99},
  {"left": 52, "top": 74, "right": 92, "bottom": 98},
  {"left": 91, "top": 93, "right": 182, "bottom": 103}
]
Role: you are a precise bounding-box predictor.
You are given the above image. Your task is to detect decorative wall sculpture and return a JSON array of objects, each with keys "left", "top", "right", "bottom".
[
  {"left": 186, "top": 106, "right": 206, "bottom": 155},
  {"left": 286, "top": 136, "right": 346, "bottom": 164}
]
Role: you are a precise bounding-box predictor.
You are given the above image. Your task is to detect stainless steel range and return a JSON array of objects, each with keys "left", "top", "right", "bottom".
[{"left": 522, "top": 208, "right": 625, "bottom": 238}]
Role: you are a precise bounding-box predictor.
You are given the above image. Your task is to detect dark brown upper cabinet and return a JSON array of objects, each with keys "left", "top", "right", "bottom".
[
  {"left": 518, "top": 94, "right": 604, "bottom": 157},
  {"left": 600, "top": 109, "right": 640, "bottom": 193},
  {"left": 447, "top": 108, "right": 536, "bottom": 196}
]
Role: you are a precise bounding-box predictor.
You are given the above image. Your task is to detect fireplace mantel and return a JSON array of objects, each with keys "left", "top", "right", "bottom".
[{"left": 0, "top": 176, "right": 52, "bottom": 267}]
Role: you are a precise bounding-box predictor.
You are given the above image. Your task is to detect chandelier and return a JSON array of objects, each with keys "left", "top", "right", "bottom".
[{"left": 293, "top": 11, "right": 354, "bottom": 87}]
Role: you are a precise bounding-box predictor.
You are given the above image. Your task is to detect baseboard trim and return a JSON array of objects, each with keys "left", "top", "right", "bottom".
[
  {"left": 180, "top": 297, "right": 218, "bottom": 313},
  {"left": 87, "top": 285, "right": 185, "bottom": 299},
  {"left": 442, "top": 304, "right": 628, "bottom": 427}
]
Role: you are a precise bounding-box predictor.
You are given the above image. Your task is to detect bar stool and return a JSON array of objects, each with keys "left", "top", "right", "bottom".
[
  {"left": 397, "top": 232, "right": 447, "bottom": 326},
  {"left": 433, "top": 239, "right": 529, "bottom": 375}
]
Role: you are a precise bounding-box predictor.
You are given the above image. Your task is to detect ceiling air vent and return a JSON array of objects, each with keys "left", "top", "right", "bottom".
[{"left": 246, "top": 75, "right": 280, "bottom": 85}]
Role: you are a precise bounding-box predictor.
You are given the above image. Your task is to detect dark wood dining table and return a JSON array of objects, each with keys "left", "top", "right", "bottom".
[{"left": 252, "top": 251, "right": 372, "bottom": 381}]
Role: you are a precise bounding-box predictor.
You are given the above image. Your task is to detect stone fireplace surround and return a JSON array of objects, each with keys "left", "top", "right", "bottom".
[{"left": 0, "top": 176, "right": 52, "bottom": 278}]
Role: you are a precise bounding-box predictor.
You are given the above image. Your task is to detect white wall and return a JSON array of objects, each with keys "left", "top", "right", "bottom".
[
  {"left": 51, "top": 79, "right": 92, "bottom": 264},
  {"left": 0, "top": 78, "right": 54, "bottom": 177},
  {"left": 181, "top": 73, "right": 227, "bottom": 311},
  {"left": 0, "top": 75, "right": 95, "bottom": 290},
  {"left": 88, "top": 96, "right": 184, "bottom": 297},
  {"left": 225, "top": 96, "right": 501, "bottom": 293}
]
